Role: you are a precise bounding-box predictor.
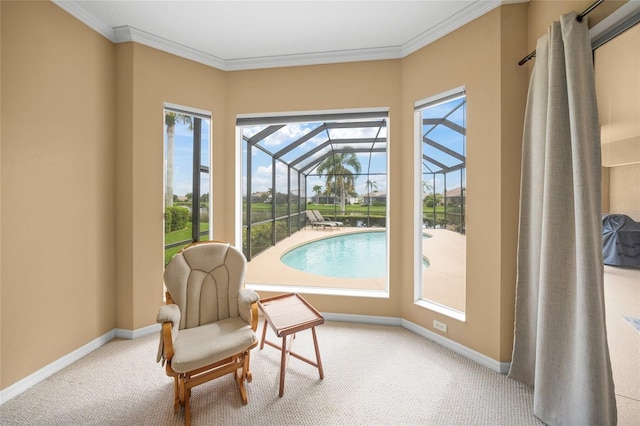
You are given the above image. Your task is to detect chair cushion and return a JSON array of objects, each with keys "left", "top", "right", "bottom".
[
  {"left": 171, "top": 317, "right": 257, "bottom": 374},
  {"left": 164, "top": 242, "right": 248, "bottom": 329}
]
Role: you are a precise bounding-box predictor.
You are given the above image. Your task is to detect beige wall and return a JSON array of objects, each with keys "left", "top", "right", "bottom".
[
  {"left": 114, "top": 42, "right": 227, "bottom": 330},
  {"left": 227, "top": 61, "right": 403, "bottom": 317},
  {"left": 595, "top": 22, "right": 640, "bottom": 220},
  {"left": 2, "top": 0, "right": 633, "bottom": 392},
  {"left": 609, "top": 164, "right": 640, "bottom": 220},
  {"left": 498, "top": 4, "right": 530, "bottom": 361},
  {"left": 400, "top": 4, "right": 528, "bottom": 361},
  {"left": 0, "top": 0, "right": 3, "bottom": 384},
  {"left": 1, "top": 1, "right": 116, "bottom": 387},
  {"left": 527, "top": 0, "right": 628, "bottom": 57}
]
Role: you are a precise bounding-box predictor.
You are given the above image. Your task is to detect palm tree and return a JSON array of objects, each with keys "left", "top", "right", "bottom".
[
  {"left": 424, "top": 193, "right": 443, "bottom": 208},
  {"left": 165, "top": 112, "right": 192, "bottom": 207},
  {"left": 317, "top": 153, "right": 361, "bottom": 213},
  {"left": 365, "top": 180, "right": 378, "bottom": 193},
  {"left": 312, "top": 184, "right": 323, "bottom": 203},
  {"left": 422, "top": 180, "right": 439, "bottom": 207},
  {"left": 365, "top": 179, "right": 378, "bottom": 205}
]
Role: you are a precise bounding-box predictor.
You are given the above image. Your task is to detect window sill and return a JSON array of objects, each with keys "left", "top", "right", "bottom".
[
  {"left": 247, "top": 283, "right": 390, "bottom": 299},
  {"left": 414, "top": 299, "right": 466, "bottom": 322}
]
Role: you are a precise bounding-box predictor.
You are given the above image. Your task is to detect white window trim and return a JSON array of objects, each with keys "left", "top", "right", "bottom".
[
  {"left": 236, "top": 107, "right": 391, "bottom": 297},
  {"left": 413, "top": 88, "right": 467, "bottom": 323},
  {"left": 163, "top": 103, "right": 214, "bottom": 240}
]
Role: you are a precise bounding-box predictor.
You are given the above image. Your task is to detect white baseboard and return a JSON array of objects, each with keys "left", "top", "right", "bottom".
[
  {"left": 401, "top": 319, "right": 511, "bottom": 374},
  {"left": 323, "top": 312, "right": 403, "bottom": 326},
  {"left": 0, "top": 325, "right": 157, "bottom": 405},
  {"left": 115, "top": 323, "right": 161, "bottom": 340},
  {"left": 323, "top": 312, "right": 510, "bottom": 374},
  {"left": 1, "top": 315, "right": 511, "bottom": 405}
]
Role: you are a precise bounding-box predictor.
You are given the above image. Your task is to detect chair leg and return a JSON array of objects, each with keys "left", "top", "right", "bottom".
[
  {"left": 184, "top": 385, "right": 191, "bottom": 426},
  {"left": 244, "top": 350, "right": 253, "bottom": 382},
  {"left": 178, "top": 375, "right": 186, "bottom": 406},
  {"left": 174, "top": 374, "right": 191, "bottom": 425},
  {"left": 169, "top": 352, "right": 254, "bottom": 423},
  {"left": 235, "top": 367, "right": 249, "bottom": 405},
  {"left": 173, "top": 376, "right": 180, "bottom": 413},
  {"left": 234, "top": 352, "right": 250, "bottom": 405}
]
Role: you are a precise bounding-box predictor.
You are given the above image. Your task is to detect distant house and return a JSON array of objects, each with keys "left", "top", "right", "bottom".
[
  {"left": 250, "top": 192, "right": 269, "bottom": 203},
  {"left": 444, "top": 187, "right": 465, "bottom": 205},
  {"left": 347, "top": 197, "right": 359, "bottom": 205},
  {"left": 311, "top": 195, "right": 337, "bottom": 204},
  {"left": 362, "top": 192, "right": 386, "bottom": 206}
]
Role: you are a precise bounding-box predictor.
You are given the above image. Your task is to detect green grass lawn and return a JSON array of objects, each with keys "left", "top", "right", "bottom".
[
  {"left": 164, "top": 222, "right": 209, "bottom": 265},
  {"left": 246, "top": 202, "right": 388, "bottom": 216},
  {"left": 166, "top": 204, "right": 459, "bottom": 264},
  {"left": 308, "top": 203, "right": 387, "bottom": 216}
]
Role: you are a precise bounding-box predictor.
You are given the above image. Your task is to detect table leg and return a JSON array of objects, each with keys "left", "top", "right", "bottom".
[
  {"left": 312, "top": 327, "right": 324, "bottom": 379},
  {"left": 279, "top": 335, "right": 287, "bottom": 397},
  {"left": 259, "top": 318, "right": 268, "bottom": 350}
]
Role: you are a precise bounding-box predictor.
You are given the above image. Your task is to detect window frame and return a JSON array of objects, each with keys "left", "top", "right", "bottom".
[
  {"left": 413, "top": 88, "right": 467, "bottom": 322},
  {"left": 163, "top": 103, "right": 213, "bottom": 260},
  {"left": 236, "top": 108, "right": 391, "bottom": 298}
]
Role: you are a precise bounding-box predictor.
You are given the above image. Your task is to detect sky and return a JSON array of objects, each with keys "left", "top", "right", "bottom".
[
  {"left": 164, "top": 118, "right": 210, "bottom": 197},
  {"left": 165, "top": 101, "right": 466, "bottom": 199},
  {"left": 420, "top": 97, "right": 467, "bottom": 193},
  {"left": 241, "top": 121, "right": 388, "bottom": 197}
]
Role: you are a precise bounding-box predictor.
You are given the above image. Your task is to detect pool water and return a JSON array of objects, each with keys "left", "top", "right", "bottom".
[{"left": 281, "top": 231, "right": 387, "bottom": 278}]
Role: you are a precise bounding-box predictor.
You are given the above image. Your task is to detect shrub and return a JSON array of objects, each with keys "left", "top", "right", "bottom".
[
  {"left": 242, "top": 220, "right": 291, "bottom": 258},
  {"left": 165, "top": 206, "right": 190, "bottom": 232},
  {"left": 164, "top": 209, "right": 172, "bottom": 233}
]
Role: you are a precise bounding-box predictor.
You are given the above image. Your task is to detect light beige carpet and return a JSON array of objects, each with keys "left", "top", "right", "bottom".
[{"left": 0, "top": 321, "right": 541, "bottom": 425}]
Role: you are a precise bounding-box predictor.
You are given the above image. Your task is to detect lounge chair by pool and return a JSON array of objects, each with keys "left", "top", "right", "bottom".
[
  {"left": 306, "top": 210, "right": 336, "bottom": 230},
  {"left": 313, "top": 210, "right": 344, "bottom": 228}
]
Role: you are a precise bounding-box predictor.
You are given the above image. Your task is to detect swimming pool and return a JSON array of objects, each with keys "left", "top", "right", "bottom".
[
  {"left": 280, "top": 231, "right": 432, "bottom": 278},
  {"left": 281, "top": 231, "right": 387, "bottom": 278}
]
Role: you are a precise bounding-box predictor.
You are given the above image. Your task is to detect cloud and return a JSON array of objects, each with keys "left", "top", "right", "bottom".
[
  {"left": 327, "top": 125, "right": 387, "bottom": 140},
  {"left": 356, "top": 175, "right": 387, "bottom": 195},
  {"left": 257, "top": 123, "right": 319, "bottom": 148},
  {"left": 249, "top": 161, "right": 291, "bottom": 193},
  {"left": 241, "top": 119, "right": 390, "bottom": 196}
]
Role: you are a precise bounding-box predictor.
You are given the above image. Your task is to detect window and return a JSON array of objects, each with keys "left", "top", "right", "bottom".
[
  {"left": 414, "top": 88, "right": 466, "bottom": 320},
  {"left": 238, "top": 109, "right": 389, "bottom": 296},
  {"left": 163, "top": 105, "right": 211, "bottom": 265}
]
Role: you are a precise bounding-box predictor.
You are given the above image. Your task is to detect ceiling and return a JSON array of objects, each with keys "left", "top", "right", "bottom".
[{"left": 53, "top": 0, "right": 520, "bottom": 71}]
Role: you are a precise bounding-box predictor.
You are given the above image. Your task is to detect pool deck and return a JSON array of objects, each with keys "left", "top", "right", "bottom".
[
  {"left": 421, "top": 228, "right": 466, "bottom": 312},
  {"left": 245, "top": 226, "right": 466, "bottom": 311},
  {"left": 246, "top": 227, "right": 388, "bottom": 291}
]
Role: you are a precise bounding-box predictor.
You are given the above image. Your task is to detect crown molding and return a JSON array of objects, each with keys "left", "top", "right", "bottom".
[
  {"left": 52, "top": 0, "right": 115, "bottom": 41},
  {"left": 113, "top": 26, "right": 227, "bottom": 70},
  {"left": 54, "top": 0, "right": 526, "bottom": 71},
  {"left": 402, "top": 0, "right": 504, "bottom": 56},
  {"left": 589, "top": 0, "right": 640, "bottom": 49},
  {"left": 224, "top": 46, "right": 404, "bottom": 71}
]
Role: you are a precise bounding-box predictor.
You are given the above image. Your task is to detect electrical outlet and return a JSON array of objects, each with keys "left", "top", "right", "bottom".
[{"left": 433, "top": 320, "right": 447, "bottom": 333}]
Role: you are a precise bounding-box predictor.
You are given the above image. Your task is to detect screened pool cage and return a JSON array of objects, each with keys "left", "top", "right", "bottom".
[
  {"left": 240, "top": 111, "right": 388, "bottom": 261},
  {"left": 420, "top": 94, "right": 466, "bottom": 235},
  {"left": 240, "top": 103, "right": 466, "bottom": 261}
]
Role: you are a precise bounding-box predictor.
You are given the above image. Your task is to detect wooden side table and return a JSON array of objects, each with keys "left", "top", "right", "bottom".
[{"left": 258, "top": 293, "right": 324, "bottom": 396}]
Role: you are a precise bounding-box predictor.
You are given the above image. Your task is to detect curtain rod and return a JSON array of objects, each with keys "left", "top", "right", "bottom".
[{"left": 518, "top": 0, "right": 606, "bottom": 66}]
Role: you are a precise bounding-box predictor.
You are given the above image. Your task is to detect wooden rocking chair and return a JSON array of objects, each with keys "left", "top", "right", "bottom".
[{"left": 157, "top": 241, "right": 259, "bottom": 425}]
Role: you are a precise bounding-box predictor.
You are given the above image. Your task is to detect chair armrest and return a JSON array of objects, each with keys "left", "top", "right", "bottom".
[
  {"left": 157, "top": 303, "right": 180, "bottom": 326},
  {"left": 159, "top": 322, "right": 174, "bottom": 363},
  {"left": 156, "top": 304, "right": 180, "bottom": 363},
  {"left": 239, "top": 289, "right": 260, "bottom": 330}
]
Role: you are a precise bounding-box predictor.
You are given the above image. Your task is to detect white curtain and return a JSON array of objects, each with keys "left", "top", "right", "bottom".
[{"left": 509, "top": 12, "right": 617, "bottom": 425}]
